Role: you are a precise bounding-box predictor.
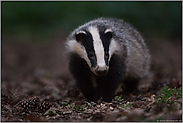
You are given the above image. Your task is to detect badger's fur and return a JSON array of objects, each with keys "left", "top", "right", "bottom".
[{"left": 66, "top": 17, "right": 151, "bottom": 102}]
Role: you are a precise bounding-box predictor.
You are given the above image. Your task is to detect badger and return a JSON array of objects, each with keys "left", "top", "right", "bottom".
[{"left": 66, "top": 17, "right": 151, "bottom": 102}]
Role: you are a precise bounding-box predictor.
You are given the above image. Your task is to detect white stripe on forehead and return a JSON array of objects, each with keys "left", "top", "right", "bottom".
[{"left": 88, "top": 26, "right": 106, "bottom": 67}]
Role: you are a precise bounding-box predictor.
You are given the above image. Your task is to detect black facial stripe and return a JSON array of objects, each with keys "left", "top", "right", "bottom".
[
  {"left": 80, "top": 31, "right": 97, "bottom": 68},
  {"left": 99, "top": 29, "right": 111, "bottom": 66}
]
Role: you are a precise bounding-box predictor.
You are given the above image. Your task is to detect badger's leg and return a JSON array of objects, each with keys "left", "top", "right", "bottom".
[
  {"left": 122, "top": 77, "right": 140, "bottom": 94},
  {"left": 95, "top": 77, "right": 119, "bottom": 102},
  {"left": 137, "top": 72, "right": 153, "bottom": 92},
  {"left": 69, "top": 53, "right": 95, "bottom": 101},
  {"left": 76, "top": 77, "right": 95, "bottom": 101},
  {"left": 122, "top": 72, "right": 153, "bottom": 94}
]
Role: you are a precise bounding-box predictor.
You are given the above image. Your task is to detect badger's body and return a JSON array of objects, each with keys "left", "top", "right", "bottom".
[{"left": 66, "top": 17, "right": 151, "bottom": 102}]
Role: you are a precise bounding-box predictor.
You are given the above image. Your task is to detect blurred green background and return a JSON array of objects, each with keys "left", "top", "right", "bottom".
[{"left": 2, "top": 1, "right": 182, "bottom": 40}]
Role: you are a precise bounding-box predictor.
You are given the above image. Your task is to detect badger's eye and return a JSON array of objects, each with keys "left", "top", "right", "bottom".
[
  {"left": 105, "top": 52, "right": 109, "bottom": 59},
  {"left": 89, "top": 52, "right": 95, "bottom": 59}
]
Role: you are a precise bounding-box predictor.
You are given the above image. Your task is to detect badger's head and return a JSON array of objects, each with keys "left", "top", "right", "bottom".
[{"left": 67, "top": 26, "right": 118, "bottom": 76}]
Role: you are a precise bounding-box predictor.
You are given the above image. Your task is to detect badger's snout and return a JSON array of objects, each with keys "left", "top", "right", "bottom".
[{"left": 94, "top": 65, "right": 109, "bottom": 76}]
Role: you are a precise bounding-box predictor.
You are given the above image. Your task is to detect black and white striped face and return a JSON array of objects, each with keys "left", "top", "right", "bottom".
[{"left": 67, "top": 26, "right": 118, "bottom": 76}]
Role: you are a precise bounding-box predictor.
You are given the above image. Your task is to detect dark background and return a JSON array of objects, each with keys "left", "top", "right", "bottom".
[{"left": 2, "top": 1, "right": 182, "bottom": 39}]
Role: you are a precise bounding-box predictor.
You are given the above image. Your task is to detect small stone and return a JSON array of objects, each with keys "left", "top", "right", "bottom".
[{"left": 109, "top": 106, "right": 114, "bottom": 111}]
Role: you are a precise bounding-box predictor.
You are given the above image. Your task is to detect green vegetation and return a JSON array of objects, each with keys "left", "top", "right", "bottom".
[
  {"left": 121, "top": 102, "right": 133, "bottom": 108},
  {"left": 44, "top": 109, "right": 57, "bottom": 116},
  {"left": 85, "top": 101, "right": 96, "bottom": 107},
  {"left": 60, "top": 101, "right": 69, "bottom": 107},
  {"left": 2, "top": 1, "right": 181, "bottom": 40},
  {"left": 155, "top": 87, "right": 182, "bottom": 104},
  {"left": 127, "top": 102, "right": 133, "bottom": 107},
  {"left": 114, "top": 94, "right": 123, "bottom": 102},
  {"left": 141, "top": 97, "right": 146, "bottom": 101},
  {"left": 74, "top": 105, "right": 85, "bottom": 111}
]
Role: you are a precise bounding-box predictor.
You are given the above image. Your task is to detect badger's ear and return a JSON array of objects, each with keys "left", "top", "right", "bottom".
[
  {"left": 104, "top": 29, "right": 113, "bottom": 39},
  {"left": 75, "top": 31, "right": 87, "bottom": 42}
]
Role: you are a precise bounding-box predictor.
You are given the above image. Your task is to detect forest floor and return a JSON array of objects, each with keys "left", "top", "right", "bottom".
[{"left": 1, "top": 34, "right": 182, "bottom": 122}]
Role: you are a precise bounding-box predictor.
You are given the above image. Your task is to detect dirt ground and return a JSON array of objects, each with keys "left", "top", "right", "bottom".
[{"left": 1, "top": 34, "right": 182, "bottom": 122}]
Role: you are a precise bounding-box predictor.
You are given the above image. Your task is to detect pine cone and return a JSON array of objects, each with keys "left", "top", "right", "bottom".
[
  {"left": 38, "top": 102, "right": 51, "bottom": 112},
  {"left": 18, "top": 97, "right": 40, "bottom": 110}
]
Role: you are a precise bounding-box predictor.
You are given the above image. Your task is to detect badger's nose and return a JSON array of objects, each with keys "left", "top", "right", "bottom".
[{"left": 95, "top": 66, "right": 108, "bottom": 76}]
